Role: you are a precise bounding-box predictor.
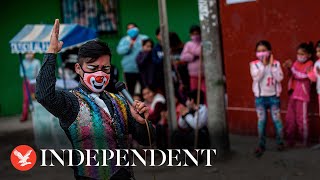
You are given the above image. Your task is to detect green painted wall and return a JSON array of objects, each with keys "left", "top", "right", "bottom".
[{"left": 0, "top": 0, "right": 199, "bottom": 116}]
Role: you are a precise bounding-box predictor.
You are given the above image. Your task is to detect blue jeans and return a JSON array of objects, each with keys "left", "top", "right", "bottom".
[{"left": 255, "top": 96, "right": 283, "bottom": 148}]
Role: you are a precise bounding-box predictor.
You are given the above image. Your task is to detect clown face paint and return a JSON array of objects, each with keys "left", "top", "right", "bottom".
[{"left": 81, "top": 68, "right": 110, "bottom": 93}]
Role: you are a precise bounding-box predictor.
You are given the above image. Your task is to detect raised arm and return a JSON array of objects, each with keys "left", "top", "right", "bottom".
[
  {"left": 271, "top": 61, "right": 284, "bottom": 82},
  {"left": 250, "top": 61, "right": 265, "bottom": 82},
  {"left": 35, "top": 19, "right": 79, "bottom": 128},
  {"left": 116, "top": 37, "right": 132, "bottom": 55}
]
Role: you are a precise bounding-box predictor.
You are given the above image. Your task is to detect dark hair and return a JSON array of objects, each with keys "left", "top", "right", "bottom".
[
  {"left": 78, "top": 40, "right": 112, "bottom": 65},
  {"left": 142, "top": 38, "right": 154, "bottom": 47},
  {"left": 143, "top": 85, "right": 157, "bottom": 93},
  {"left": 155, "top": 27, "right": 160, "bottom": 36},
  {"left": 255, "top": 40, "right": 272, "bottom": 51},
  {"left": 297, "top": 42, "right": 314, "bottom": 55},
  {"left": 187, "top": 89, "right": 205, "bottom": 104},
  {"left": 189, "top": 25, "right": 201, "bottom": 34},
  {"left": 169, "top": 32, "right": 183, "bottom": 49},
  {"left": 316, "top": 41, "right": 320, "bottom": 49},
  {"left": 127, "top": 23, "right": 137, "bottom": 28}
]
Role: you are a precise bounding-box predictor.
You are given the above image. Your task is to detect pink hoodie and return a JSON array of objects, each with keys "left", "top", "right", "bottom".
[
  {"left": 181, "top": 41, "right": 203, "bottom": 77},
  {"left": 288, "top": 60, "right": 314, "bottom": 102}
]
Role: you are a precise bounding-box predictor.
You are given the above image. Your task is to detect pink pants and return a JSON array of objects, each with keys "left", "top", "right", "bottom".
[
  {"left": 318, "top": 95, "right": 320, "bottom": 117},
  {"left": 21, "top": 81, "right": 34, "bottom": 121},
  {"left": 190, "top": 76, "right": 206, "bottom": 92},
  {"left": 285, "top": 97, "right": 309, "bottom": 145}
]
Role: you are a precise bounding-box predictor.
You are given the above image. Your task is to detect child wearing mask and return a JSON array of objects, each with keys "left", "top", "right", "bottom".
[
  {"left": 315, "top": 41, "right": 320, "bottom": 117},
  {"left": 136, "top": 39, "right": 155, "bottom": 88},
  {"left": 181, "top": 25, "right": 205, "bottom": 93},
  {"left": 283, "top": 42, "right": 315, "bottom": 147},
  {"left": 250, "top": 40, "right": 284, "bottom": 157}
]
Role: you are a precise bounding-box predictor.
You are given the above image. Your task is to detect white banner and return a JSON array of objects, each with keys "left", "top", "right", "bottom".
[{"left": 226, "top": 0, "right": 256, "bottom": 4}]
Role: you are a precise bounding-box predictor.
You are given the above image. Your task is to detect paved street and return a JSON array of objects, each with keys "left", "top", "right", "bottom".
[{"left": 0, "top": 116, "right": 320, "bottom": 180}]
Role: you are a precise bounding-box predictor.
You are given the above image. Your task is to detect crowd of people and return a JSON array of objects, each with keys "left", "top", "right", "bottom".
[
  {"left": 250, "top": 40, "right": 320, "bottom": 157},
  {"left": 116, "top": 23, "right": 210, "bottom": 154},
  {"left": 19, "top": 21, "right": 320, "bottom": 159}
]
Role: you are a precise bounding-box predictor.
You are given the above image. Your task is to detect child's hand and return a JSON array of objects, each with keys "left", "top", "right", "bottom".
[
  {"left": 130, "top": 40, "right": 135, "bottom": 48},
  {"left": 180, "top": 106, "right": 189, "bottom": 116},
  {"left": 306, "top": 66, "right": 313, "bottom": 73},
  {"left": 283, "top": 59, "right": 293, "bottom": 69},
  {"left": 269, "top": 54, "right": 274, "bottom": 65},
  {"left": 262, "top": 56, "right": 268, "bottom": 66}
]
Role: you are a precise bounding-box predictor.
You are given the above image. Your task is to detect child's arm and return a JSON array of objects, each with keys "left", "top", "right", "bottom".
[
  {"left": 136, "top": 51, "right": 148, "bottom": 65},
  {"left": 291, "top": 61, "right": 313, "bottom": 80},
  {"left": 307, "top": 65, "right": 316, "bottom": 82},
  {"left": 271, "top": 61, "right": 284, "bottom": 82},
  {"left": 250, "top": 61, "right": 265, "bottom": 82},
  {"left": 183, "top": 106, "right": 208, "bottom": 129}
]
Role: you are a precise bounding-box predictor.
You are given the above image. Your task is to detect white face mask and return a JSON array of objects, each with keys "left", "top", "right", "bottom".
[{"left": 297, "top": 55, "right": 308, "bottom": 63}]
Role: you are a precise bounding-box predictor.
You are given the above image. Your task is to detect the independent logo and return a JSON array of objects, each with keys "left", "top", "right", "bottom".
[{"left": 10, "top": 145, "right": 36, "bottom": 171}]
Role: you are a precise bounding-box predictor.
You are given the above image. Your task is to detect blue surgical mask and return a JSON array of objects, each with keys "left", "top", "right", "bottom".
[{"left": 127, "top": 27, "right": 139, "bottom": 39}]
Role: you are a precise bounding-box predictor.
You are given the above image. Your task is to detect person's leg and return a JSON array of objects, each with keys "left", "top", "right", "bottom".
[
  {"left": 124, "top": 73, "right": 136, "bottom": 95},
  {"left": 21, "top": 81, "right": 29, "bottom": 121},
  {"left": 285, "top": 97, "right": 297, "bottom": 146},
  {"left": 318, "top": 95, "right": 320, "bottom": 119},
  {"left": 296, "top": 100, "right": 309, "bottom": 146},
  {"left": 255, "top": 97, "right": 267, "bottom": 151},
  {"left": 270, "top": 96, "right": 284, "bottom": 149}
]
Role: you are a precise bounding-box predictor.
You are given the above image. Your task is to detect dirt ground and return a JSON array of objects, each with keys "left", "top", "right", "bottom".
[{"left": 0, "top": 115, "right": 320, "bottom": 180}]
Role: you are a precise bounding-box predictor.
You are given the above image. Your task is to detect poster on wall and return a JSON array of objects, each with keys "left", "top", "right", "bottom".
[
  {"left": 226, "top": 0, "right": 256, "bottom": 4},
  {"left": 62, "top": 0, "right": 118, "bottom": 33}
]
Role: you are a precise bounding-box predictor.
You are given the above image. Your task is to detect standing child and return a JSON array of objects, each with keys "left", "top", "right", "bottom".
[
  {"left": 136, "top": 39, "right": 155, "bottom": 89},
  {"left": 283, "top": 42, "right": 315, "bottom": 147},
  {"left": 250, "top": 40, "right": 284, "bottom": 157},
  {"left": 20, "top": 52, "right": 41, "bottom": 121},
  {"left": 314, "top": 41, "right": 320, "bottom": 116}
]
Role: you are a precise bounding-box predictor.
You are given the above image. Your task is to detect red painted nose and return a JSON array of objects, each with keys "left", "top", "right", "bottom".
[{"left": 95, "top": 76, "right": 104, "bottom": 83}]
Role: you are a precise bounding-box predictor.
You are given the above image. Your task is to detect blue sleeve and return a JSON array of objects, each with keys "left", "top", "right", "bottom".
[{"left": 116, "top": 37, "right": 131, "bottom": 55}]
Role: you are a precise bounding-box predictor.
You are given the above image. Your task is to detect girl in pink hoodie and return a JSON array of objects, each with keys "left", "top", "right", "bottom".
[
  {"left": 250, "top": 40, "right": 284, "bottom": 157},
  {"left": 314, "top": 41, "right": 320, "bottom": 116},
  {"left": 283, "top": 42, "right": 315, "bottom": 147}
]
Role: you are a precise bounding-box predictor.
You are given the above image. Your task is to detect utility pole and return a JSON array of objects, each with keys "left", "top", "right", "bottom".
[
  {"left": 158, "top": 0, "right": 177, "bottom": 145},
  {"left": 197, "top": 0, "right": 230, "bottom": 157}
]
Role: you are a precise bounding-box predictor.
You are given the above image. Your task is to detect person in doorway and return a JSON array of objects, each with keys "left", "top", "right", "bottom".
[
  {"left": 36, "top": 19, "right": 155, "bottom": 180},
  {"left": 117, "top": 23, "right": 148, "bottom": 95},
  {"left": 19, "top": 52, "right": 41, "bottom": 121},
  {"left": 250, "top": 40, "right": 284, "bottom": 157}
]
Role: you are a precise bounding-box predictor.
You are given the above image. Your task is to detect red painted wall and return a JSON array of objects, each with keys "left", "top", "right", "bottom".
[{"left": 219, "top": 0, "right": 319, "bottom": 141}]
